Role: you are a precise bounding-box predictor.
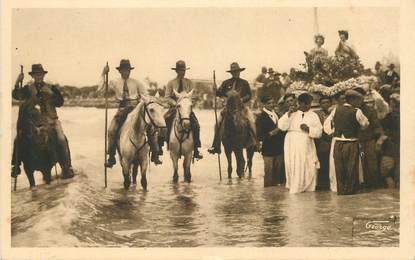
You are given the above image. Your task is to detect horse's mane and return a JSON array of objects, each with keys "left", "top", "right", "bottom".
[
  {"left": 224, "top": 90, "right": 247, "bottom": 130},
  {"left": 225, "top": 90, "right": 243, "bottom": 112}
]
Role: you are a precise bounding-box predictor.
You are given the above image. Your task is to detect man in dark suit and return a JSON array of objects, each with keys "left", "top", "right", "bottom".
[
  {"left": 384, "top": 63, "right": 400, "bottom": 87},
  {"left": 256, "top": 95, "right": 285, "bottom": 187}
]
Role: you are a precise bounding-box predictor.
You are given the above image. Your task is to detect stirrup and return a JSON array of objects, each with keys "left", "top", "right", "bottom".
[
  {"left": 151, "top": 155, "right": 162, "bottom": 165},
  {"left": 105, "top": 156, "right": 116, "bottom": 168},
  {"left": 193, "top": 151, "right": 203, "bottom": 160},
  {"left": 208, "top": 146, "right": 220, "bottom": 154},
  {"left": 11, "top": 165, "right": 21, "bottom": 178}
]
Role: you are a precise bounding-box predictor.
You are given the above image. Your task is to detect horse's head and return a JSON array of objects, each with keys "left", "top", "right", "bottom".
[
  {"left": 225, "top": 89, "right": 243, "bottom": 112},
  {"left": 174, "top": 89, "right": 193, "bottom": 130},
  {"left": 141, "top": 95, "right": 167, "bottom": 129}
]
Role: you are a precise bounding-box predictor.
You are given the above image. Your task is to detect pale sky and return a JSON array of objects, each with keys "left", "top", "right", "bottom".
[{"left": 12, "top": 7, "right": 399, "bottom": 87}]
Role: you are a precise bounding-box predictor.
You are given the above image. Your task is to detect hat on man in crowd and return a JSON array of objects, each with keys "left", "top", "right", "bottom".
[
  {"left": 116, "top": 59, "right": 134, "bottom": 71},
  {"left": 268, "top": 68, "right": 274, "bottom": 74},
  {"left": 353, "top": 86, "right": 366, "bottom": 96},
  {"left": 171, "top": 60, "right": 190, "bottom": 71},
  {"left": 29, "top": 64, "right": 48, "bottom": 75},
  {"left": 227, "top": 62, "right": 245, "bottom": 73},
  {"left": 345, "top": 89, "right": 363, "bottom": 98},
  {"left": 319, "top": 95, "right": 331, "bottom": 103},
  {"left": 388, "top": 63, "right": 395, "bottom": 69}
]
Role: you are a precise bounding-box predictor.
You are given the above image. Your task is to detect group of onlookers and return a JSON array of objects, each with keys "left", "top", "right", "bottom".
[{"left": 254, "top": 65, "right": 400, "bottom": 195}]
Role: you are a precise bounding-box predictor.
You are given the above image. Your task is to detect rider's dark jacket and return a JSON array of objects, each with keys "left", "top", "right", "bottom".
[
  {"left": 216, "top": 78, "right": 252, "bottom": 103},
  {"left": 13, "top": 82, "right": 64, "bottom": 124}
]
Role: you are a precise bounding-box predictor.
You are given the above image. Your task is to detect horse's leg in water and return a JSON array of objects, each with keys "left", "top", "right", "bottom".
[
  {"left": 171, "top": 153, "right": 179, "bottom": 183},
  {"left": 224, "top": 145, "right": 233, "bottom": 179},
  {"left": 42, "top": 167, "right": 52, "bottom": 184},
  {"left": 246, "top": 146, "right": 255, "bottom": 178},
  {"left": 24, "top": 166, "right": 36, "bottom": 188},
  {"left": 132, "top": 161, "right": 139, "bottom": 185},
  {"left": 235, "top": 149, "right": 246, "bottom": 178},
  {"left": 183, "top": 153, "right": 192, "bottom": 183},
  {"left": 120, "top": 158, "right": 131, "bottom": 190},
  {"left": 139, "top": 154, "right": 148, "bottom": 191}
]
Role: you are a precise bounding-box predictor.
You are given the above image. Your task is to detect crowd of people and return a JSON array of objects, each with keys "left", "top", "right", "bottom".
[
  {"left": 252, "top": 32, "right": 400, "bottom": 194},
  {"left": 259, "top": 85, "right": 399, "bottom": 194}
]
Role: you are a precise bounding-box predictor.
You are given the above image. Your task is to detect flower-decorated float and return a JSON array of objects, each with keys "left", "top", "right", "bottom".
[{"left": 286, "top": 31, "right": 389, "bottom": 118}]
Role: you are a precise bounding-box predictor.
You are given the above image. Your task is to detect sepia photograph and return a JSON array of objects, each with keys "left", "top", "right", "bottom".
[{"left": 1, "top": 1, "right": 414, "bottom": 259}]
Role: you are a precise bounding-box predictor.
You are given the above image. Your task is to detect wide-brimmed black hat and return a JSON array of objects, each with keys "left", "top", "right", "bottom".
[
  {"left": 345, "top": 89, "right": 363, "bottom": 98},
  {"left": 29, "top": 64, "right": 48, "bottom": 75},
  {"left": 227, "top": 62, "right": 245, "bottom": 73},
  {"left": 171, "top": 60, "right": 190, "bottom": 71},
  {"left": 116, "top": 59, "right": 134, "bottom": 70}
]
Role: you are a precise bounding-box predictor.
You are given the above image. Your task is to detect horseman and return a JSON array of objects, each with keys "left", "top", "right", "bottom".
[
  {"left": 208, "top": 62, "right": 259, "bottom": 154},
  {"left": 163, "top": 60, "right": 203, "bottom": 160},
  {"left": 99, "top": 59, "right": 162, "bottom": 167},
  {"left": 11, "top": 64, "right": 75, "bottom": 179}
]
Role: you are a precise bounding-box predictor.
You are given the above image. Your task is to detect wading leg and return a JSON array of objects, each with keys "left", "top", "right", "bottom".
[
  {"left": 183, "top": 154, "right": 192, "bottom": 183},
  {"left": 224, "top": 145, "right": 233, "bottom": 179},
  {"left": 171, "top": 154, "right": 179, "bottom": 183},
  {"left": 235, "top": 149, "right": 245, "bottom": 178},
  {"left": 139, "top": 157, "right": 148, "bottom": 191},
  {"left": 121, "top": 159, "right": 131, "bottom": 190},
  {"left": 132, "top": 161, "right": 139, "bottom": 185}
]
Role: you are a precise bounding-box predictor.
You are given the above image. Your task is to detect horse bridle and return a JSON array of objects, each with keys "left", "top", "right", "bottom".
[
  {"left": 175, "top": 97, "right": 192, "bottom": 133},
  {"left": 130, "top": 100, "right": 166, "bottom": 153},
  {"left": 141, "top": 101, "right": 167, "bottom": 129}
]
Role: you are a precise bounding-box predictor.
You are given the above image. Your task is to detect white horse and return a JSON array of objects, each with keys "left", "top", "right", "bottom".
[
  {"left": 169, "top": 90, "right": 194, "bottom": 183},
  {"left": 118, "top": 95, "right": 166, "bottom": 190}
]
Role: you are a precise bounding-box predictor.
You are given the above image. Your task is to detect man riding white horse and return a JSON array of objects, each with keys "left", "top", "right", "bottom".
[
  {"left": 163, "top": 60, "right": 203, "bottom": 160},
  {"left": 208, "top": 62, "right": 259, "bottom": 154},
  {"left": 99, "top": 59, "right": 162, "bottom": 167}
]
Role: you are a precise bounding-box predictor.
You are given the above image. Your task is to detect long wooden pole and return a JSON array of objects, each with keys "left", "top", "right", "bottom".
[
  {"left": 104, "top": 62, "right": 109, "bottom": 188},
  {"left": 13, "top": 65, "right": 23, "bottom": 191},
  {"left": 213, "top": 71, "right": 222, "bottom": 181}
]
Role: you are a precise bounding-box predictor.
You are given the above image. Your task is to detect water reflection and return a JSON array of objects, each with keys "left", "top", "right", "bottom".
[
  {"left": 259, "top": 187, "right": 288, "bottom": 247},
  {"left": 11, "top": 108, "right": 400, "bottom": 247}
]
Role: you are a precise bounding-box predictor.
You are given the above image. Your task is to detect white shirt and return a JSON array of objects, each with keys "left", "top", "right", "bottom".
[
  {"left": 279, "top": 110, "right": 322, "bottom": 139},
  {"left": 263, "top": 107, "right": 278, "bottom": 124},
  {"left": 323, "top": 103, "right": 370, "bottom": 141},
  {"left": 98, "top": 77, "right": 147, "bottom": 101}
]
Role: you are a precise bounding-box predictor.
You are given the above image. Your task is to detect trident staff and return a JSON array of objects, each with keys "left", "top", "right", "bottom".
[
  {"left": 104, "top": 62, "right": 109, "bottom": 188},
  {"left": 13, "top": 65, "right": 23, "bottom": 191},
  {"left": 213, "top": 71, "right": 222, "bottom": 181}
]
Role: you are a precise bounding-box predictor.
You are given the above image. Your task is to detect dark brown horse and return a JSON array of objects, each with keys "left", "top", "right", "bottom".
[
  {"left": 221, "top": 90, "right": 255, "bottom": 179},
  {"left": 15, "top": 103, "right": 59, "bottom": 188}
]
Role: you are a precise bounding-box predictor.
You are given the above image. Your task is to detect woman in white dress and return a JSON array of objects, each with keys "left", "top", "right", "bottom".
[{"left": 279, "top": 93, "right": 323, "bottom": 194}]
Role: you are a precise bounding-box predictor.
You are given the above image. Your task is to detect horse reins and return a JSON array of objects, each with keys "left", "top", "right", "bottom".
[
  {"left": 129, "top": 101, "right": 166, "bottom": 153},
  {"left": 173, "top": 97, "right": 192, "bottom": 158}
]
